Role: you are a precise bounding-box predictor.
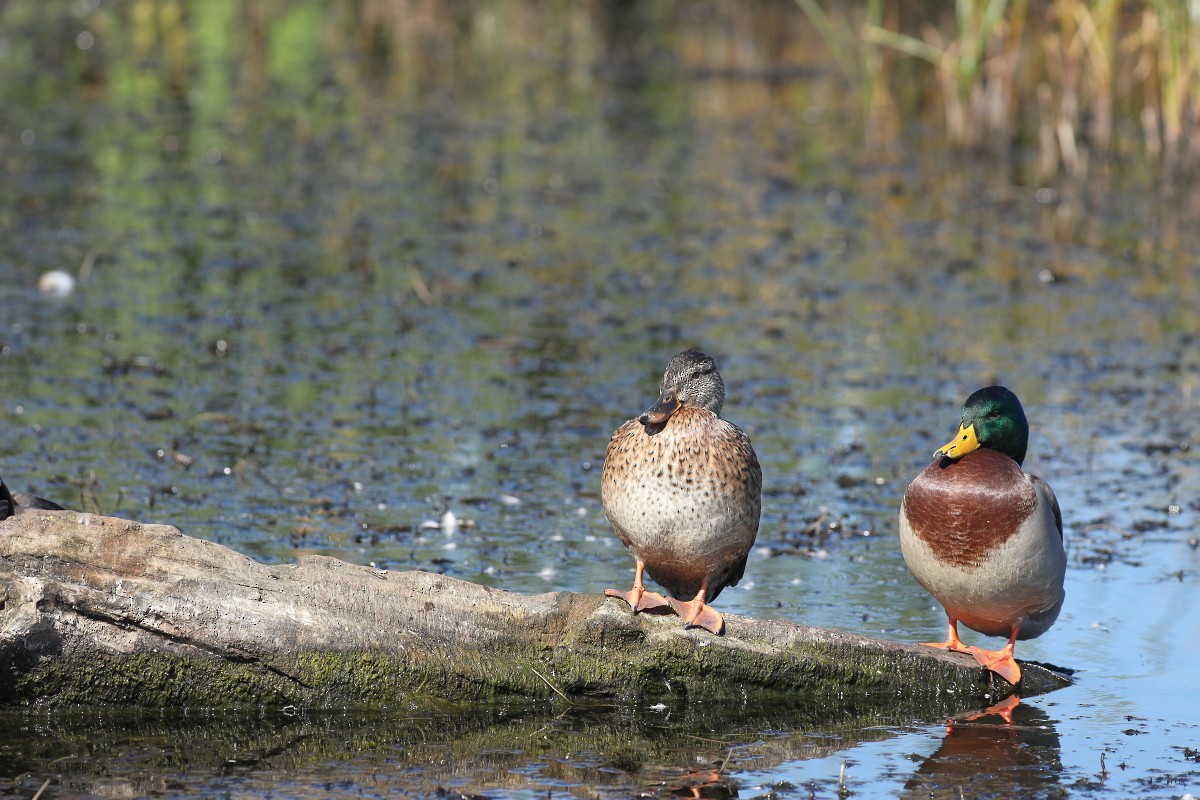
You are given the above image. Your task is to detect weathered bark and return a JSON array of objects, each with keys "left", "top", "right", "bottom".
[{"left": 0, "top": 511, "right": 1070, "bottom": 711}]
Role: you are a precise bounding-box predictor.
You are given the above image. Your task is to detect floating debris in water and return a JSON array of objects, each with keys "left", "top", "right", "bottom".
[
  {"left": 422, "top": 510, "right": 467, "bottom": 533},
  {"left": 38, "top": 270, "right": 76, "bottom": 298}
]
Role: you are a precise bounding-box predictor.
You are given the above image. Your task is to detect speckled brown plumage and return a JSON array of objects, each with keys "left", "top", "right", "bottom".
[
  {"left": 600, "top": 350, "right": 762, "bottom": 634},
  {"left": 602, "top": 406, "right": 761, "bottom": 603},
  {"left": 901, "top": 449, "right": 1039, "bottom": 569}
]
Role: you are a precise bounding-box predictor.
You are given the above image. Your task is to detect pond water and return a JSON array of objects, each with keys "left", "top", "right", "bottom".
[{"left": 2, "top": 1, "right": 1199, "bottom": 798}]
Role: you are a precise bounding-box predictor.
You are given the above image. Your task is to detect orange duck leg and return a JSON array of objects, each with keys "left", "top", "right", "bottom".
[
  {"left": 667, "top": 579, "right": 725, "bottom": 635},
  {"left": 964, "top": 623, "right": 1024, "bottom": 686},
  {"left": 920, "top": 616, "right": 973, "bottom": 654}
]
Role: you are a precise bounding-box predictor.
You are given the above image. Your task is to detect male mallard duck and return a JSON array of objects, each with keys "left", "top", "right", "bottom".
[
  {"left": 602, "top": 349, "right": 762, "bottom": 635},
  {"left": 898, "top": 386, "right": 1065, "bottom": 685},
  {"left": 1, "top": 474, "right": 64, "bottom": 520}
]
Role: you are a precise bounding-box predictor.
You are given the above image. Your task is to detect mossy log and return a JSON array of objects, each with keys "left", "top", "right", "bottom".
[{"left": 0, "top": 511, "right": 1070, "bottom": 711}]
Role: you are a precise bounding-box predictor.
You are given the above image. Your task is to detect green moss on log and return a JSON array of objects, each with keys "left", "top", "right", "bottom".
[{"left": 0, "top": 511, "right": 1070, "bottom": 712}]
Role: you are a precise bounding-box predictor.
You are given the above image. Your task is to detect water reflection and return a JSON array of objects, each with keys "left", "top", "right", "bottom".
[
  {"left": 658, "top": 768, "right": 739, "bottom": 798},
  {"left": 0, "top": 704, "right": 898, "bottom": 799},
  {"left": 902, "top": 700, "right": 1063, "bottom": 799}
]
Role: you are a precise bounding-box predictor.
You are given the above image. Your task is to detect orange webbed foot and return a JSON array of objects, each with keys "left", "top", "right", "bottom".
[
  {"left": 965, "top": 693, "right": 1021, "bottom": 724},
  {"left": 919, "top": 618, "right": 971, "bottom": 653},
  {"left": 635, "top": 590, "right": 671, "bottom": 612},
  {"left": 667, "top": 596, "right": 725, "bottom": 635},
  {"left": 604, "top": 587, "right": 671, "bottom": 614},
  {"left": 966, "top": 646, "right": 1023, "bottom": 686},
  {"left": 919, "top": 639, "right": 973, "bottom": 654}
]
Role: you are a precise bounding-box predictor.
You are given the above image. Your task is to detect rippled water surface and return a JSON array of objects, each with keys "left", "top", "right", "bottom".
[{"left": 2, "top": 1, "right": 1199, "bottom": 798}]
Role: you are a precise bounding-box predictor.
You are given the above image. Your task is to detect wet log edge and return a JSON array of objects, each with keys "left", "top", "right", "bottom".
[{"left": 0, "top": 511, "right": 1071, "bottom": 710}]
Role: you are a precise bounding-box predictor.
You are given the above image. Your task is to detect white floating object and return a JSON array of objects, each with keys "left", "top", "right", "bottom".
[
  {"left": 440, "top": 510, "right": 458, "bottom": 533},
  {"left": 38, "top": 270, "right": 76, "bottom": 298}
]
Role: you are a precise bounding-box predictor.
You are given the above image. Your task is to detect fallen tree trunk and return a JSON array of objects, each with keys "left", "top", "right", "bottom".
[{"left": 0, "top": 511, "right": 1069, "bottom": 711}]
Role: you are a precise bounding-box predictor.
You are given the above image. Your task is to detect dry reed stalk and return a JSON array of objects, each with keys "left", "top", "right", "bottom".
[
  {"left": 1039, "top": 1, "right": 1089, "bottom": 178},
  {"left": 864, "top": 0, "right": 1026, "bottom": 150},
  {"left": 797, "top": 1, "right": 1199, "bottom": 170},
  {"left": 1081, "top": 0, "right": 1120, "bottom": 152},
  {"left": 793, "top": 0, "right": 897, "bottom": 145}
]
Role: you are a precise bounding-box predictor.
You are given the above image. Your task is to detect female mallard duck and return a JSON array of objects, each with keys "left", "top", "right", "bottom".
[
  {"left": 898, "top": 386, "right": 1065, "bottom": 685},
  {"left": 601, "top": 350, "right": 762, "bottom": 635}
]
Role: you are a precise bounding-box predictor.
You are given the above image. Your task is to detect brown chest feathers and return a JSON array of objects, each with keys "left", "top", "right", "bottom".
[{"left": 902, "top": 448, "right": 1037, "bottom": 568}]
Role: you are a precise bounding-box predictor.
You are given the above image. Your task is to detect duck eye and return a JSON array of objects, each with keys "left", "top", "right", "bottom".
[{"left": 690, "top": 370, "right": 702, "bottom": 381}]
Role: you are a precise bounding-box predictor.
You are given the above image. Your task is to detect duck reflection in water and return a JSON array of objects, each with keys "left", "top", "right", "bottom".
[
  {"left": 661, "top": 767, "right": 738, "bottom": 799},
  {"left": 902, "top": 699, "right": 1063, "bottom": 799}
]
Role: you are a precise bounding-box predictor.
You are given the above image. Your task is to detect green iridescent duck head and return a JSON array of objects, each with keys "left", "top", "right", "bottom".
[{"left": 935, "top": 385, "right": 1030, "bottom": 465}]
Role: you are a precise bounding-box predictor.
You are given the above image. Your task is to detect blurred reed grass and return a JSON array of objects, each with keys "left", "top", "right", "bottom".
[{"left": 797, "top": 0, "right": 1200, "bottom": 180}]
